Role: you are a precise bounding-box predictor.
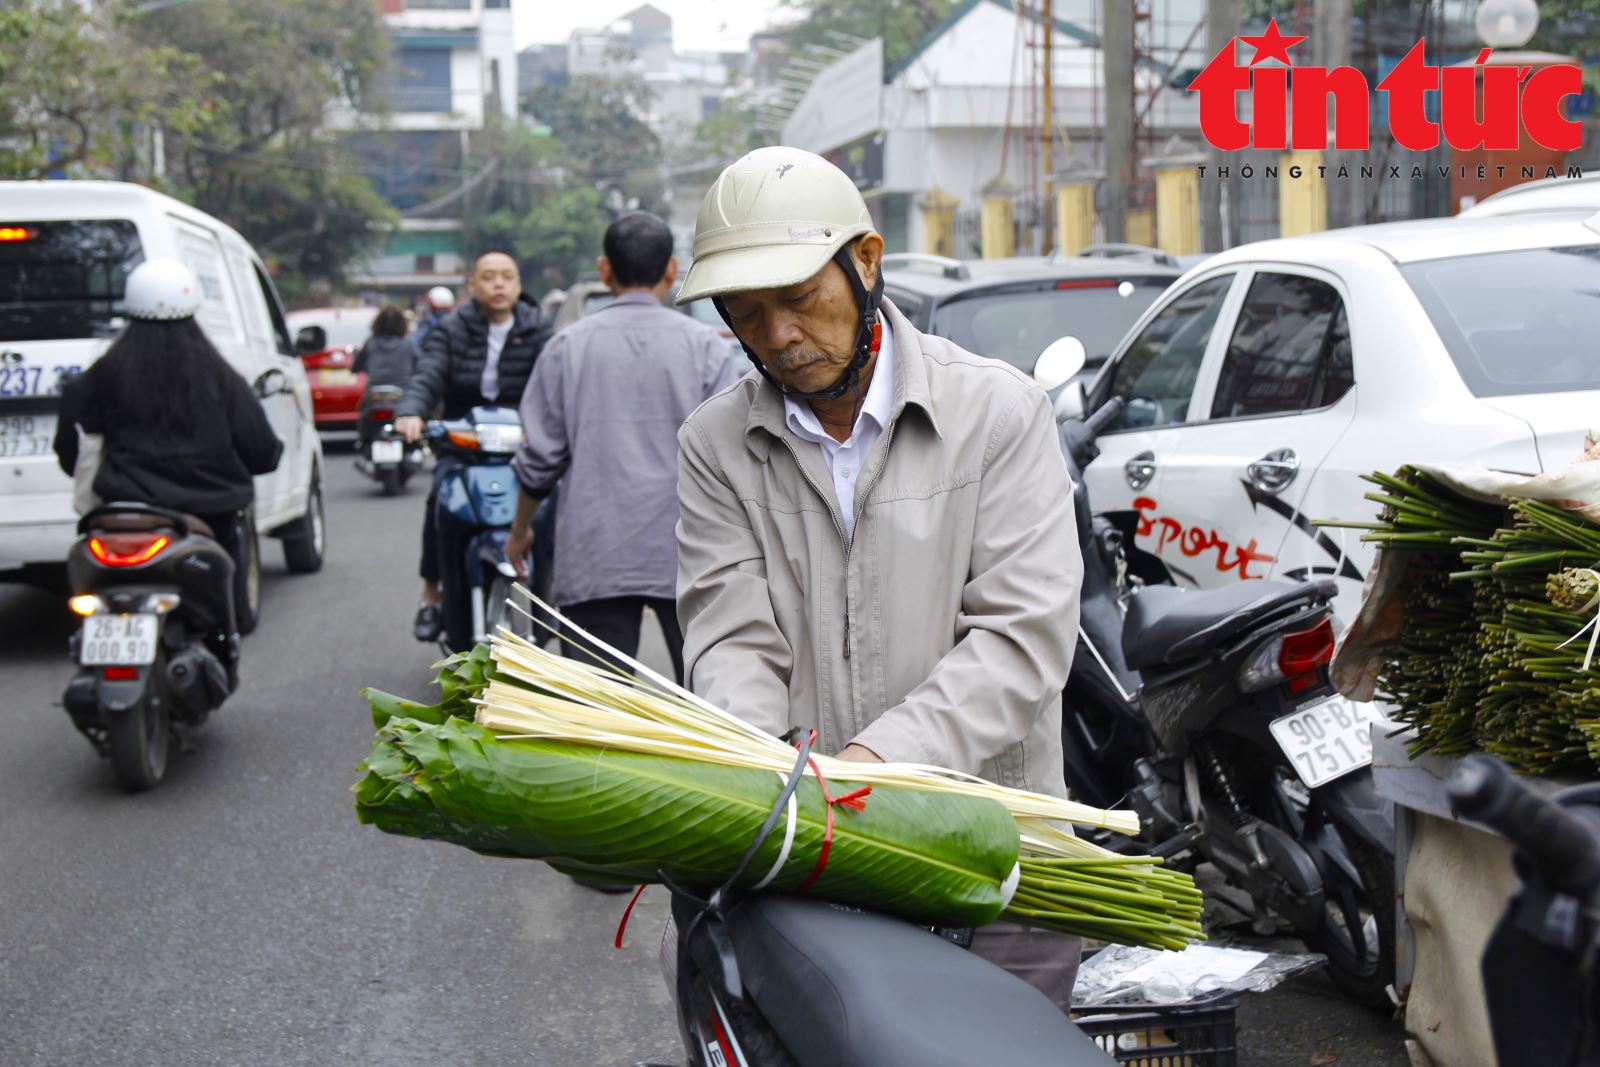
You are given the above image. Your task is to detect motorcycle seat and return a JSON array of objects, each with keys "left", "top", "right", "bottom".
[
  {"left": 1121, "top": 578, "right": 1337, "bottom": 672},
  {"left": 91, "top": 512, "right": 216, "bottom": 539},
  {"left": 725, "top": 895, "right": 1109, "bottom": 1067}
]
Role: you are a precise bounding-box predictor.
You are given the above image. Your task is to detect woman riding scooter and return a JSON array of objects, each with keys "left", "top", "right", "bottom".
[
  {"left": 353, "top": 304, "right": 418, "bottom": 447},
  {"left": 52, "top": 258, "right": 283, "bottom": 584}
]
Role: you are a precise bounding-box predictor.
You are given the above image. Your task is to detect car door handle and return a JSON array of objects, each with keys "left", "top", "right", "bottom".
[
  {"left": 1125, "top": 451, "right": 1156, "bottom": 491},
  {"left": 1247, "top": 449, "right": 1300, "bottom": 494}
]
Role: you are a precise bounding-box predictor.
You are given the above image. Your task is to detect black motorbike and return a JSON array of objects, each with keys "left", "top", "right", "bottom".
[
  {"left": 1448, "top": 753, "right": 1600, "bottom": 1066},
  {"left": 354, "top": 384, "right": 423, "bottom": 496},
  {"left": 638, "top": 892, "right": 1113, "bottom": 1067},
  {"left": 62, "top": 503, "right": 239, "bottom": 790},
  {"left": 427, "top": 405, "right": 525, "bottom": 654},
  {"left": 1056, "top": 396, "right": 1396, "bottom": 1008}
]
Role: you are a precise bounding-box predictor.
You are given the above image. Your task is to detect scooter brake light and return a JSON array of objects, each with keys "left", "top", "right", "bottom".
[
  {"left": 1279, "top": 618, "right": 1336, "bottom": 675},
  {"left": 447, "top": 429, "right": 480, "bottom": 451},
  {"left": 88, "top": 533, "right": 171, "bottom": 567},
  {"left": 102, "top": 666, "right": 139, "bottom": 681},
  {"left": 369, "top": 408, "right": 394, "bottom": 423}
]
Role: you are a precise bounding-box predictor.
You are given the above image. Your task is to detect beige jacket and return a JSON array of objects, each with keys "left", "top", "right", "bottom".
[{"left": 674, "top": 299, "right": 1082, "bottom": 798}]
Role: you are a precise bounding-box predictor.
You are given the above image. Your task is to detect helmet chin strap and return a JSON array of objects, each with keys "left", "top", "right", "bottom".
[{"left": 714, "top": 244, "right": 885, "bottom": 403}]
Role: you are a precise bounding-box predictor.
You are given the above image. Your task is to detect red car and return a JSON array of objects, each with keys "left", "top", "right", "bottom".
[{"left": 286, "top": 306, "right": 378, "bottom": 432}]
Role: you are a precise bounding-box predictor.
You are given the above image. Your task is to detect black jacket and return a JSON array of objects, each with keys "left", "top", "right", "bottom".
[
  {"left": 397, "top": 298, "right": 550, "bottom": 421},
  {"left": 53, "top": 368, "right": 284, "bottom": 517},
  {"left": 353, "top": 334, "right": 418, "bottom": 389}
]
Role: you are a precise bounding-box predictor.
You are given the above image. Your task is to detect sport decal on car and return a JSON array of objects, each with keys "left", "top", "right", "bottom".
[
  {"left": 1133, "top": 496, "right": 1277, "bottom": 579},
  {"left": 1240, "top": 480, "right": 1364, "bottom": 582}
]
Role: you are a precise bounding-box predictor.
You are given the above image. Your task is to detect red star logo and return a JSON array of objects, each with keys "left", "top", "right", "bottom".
[{"left": 1238, "top": 18, "right": 1306, "bottom": 66}]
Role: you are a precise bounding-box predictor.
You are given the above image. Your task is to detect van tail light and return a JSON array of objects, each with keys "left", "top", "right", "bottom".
[
  {"left": 88, "top": 533, "right": 170, "bottom": 567},
  {"left": 1055, "top": 278, "right": 1117, "bottom": 290},
  {"left": 1237, "top": 617, "right": 1336, "bottom": 695}
]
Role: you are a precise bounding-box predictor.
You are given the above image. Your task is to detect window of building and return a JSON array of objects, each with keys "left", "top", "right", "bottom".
[{"left": 384, "top": 47, "right": 453, "bottom": 112}]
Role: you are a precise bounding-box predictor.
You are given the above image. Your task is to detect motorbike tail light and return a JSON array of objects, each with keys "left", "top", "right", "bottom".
[
  {"left": 102, "top": 667, "right": 139, "bottom": 681},
  {"left": 1279, "top": 618, "right": 1336, "bottom": 675},
  {"left": 369, "top": 408, "right": 394, "bottom": 423},
  {"left": 447, "top": 430, "right": 480, "bottom": 451},
  {"left": 88, "top": 533, "right": 171, "bottom": 567},
  {"left": 1237, "top": 617, "right": 1336, "bottom": 694},
  {"left": 69, "top": 594, "right": 104, "bottom": 617},
  {"left": 0, "top": 226, "right": 32, "bottom": 242}
]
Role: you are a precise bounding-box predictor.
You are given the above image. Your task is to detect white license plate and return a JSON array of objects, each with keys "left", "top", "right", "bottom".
[
  {"left": 370, "top": 439, "right": 404, "bottom": 463},
  {"left": 0, "top": 413, "right": 55, "bottom": 458},
  {"left": 1269, "top": 696, "right": 1376, "bottom": 788},
  {"left": 79, "top": 614, "right": 159, "bottom": 666}
]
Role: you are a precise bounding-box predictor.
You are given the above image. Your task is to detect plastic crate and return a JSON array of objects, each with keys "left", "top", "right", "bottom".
[{"left": 1070, "top": 989, "right": 1240, "bottom": 1067}]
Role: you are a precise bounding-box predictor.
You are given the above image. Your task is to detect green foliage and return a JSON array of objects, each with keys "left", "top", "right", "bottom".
[
  {"left": 525, "top": 75, "right": 665, "bottom": 213},
  {"left": 774, "top": 0, "right": 959, "bottom": 66}
]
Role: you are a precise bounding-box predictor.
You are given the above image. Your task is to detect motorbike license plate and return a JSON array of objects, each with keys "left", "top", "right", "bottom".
[
  {"left": 371, "top": 439, "right": 404, "bottom": 463},
  {"left": 0, "top": 413, "right": 54, "bottom": 458},
  {"left": 79, "top": 614, "right": 159, "bottom": 667},
  {"left": 1269, "top": 696, "right": 1376, "bottom": 788}
]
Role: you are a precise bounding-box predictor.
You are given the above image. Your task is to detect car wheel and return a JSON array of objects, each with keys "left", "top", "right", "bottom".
[
  {"left": 282, "top": 474, "right": 326, "bottom": 575},
  {"left": 234, "top": 510, "right": 261, "bottom": 635}
]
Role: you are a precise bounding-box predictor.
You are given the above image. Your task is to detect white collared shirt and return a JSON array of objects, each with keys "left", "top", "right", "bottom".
[
  {"left": 782, "top": 320, "right": 895, "bottom": 544},
  {"left": 480, "top": 316, "right": 513, "bottom": 401}
]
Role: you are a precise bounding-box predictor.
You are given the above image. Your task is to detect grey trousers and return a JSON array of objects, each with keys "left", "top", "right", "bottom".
[{"left": 969, "top": 921, "right": 1084, "bottom": 1011}]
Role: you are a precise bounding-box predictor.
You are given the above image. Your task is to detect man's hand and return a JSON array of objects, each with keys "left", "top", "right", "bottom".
[
  {"left": 836, "top": 743, "right": 883, "bottom": 764},
  {"left": 505, "top": 523, "right": 534, "bottom": 583},
  {"left": 394, "top": 415, "right": 425, "bottom": 443}
]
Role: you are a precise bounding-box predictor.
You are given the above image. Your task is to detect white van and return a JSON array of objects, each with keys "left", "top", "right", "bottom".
[{"left": 0, "top": 181, "right": 326, "bottom": 608}]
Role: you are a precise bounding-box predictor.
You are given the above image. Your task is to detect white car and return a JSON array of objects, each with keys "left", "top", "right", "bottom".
[
  {"left": 0, "top": 181, "right": 326, "bottom": 610},
  {"left": 1063, "top": 209, "right": 1600, "bottom": 626}
]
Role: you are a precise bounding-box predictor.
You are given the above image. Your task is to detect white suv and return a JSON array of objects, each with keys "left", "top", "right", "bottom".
[
  {"left": 1066, "top": 209, "right": 1600, "bottom": 625},
  {"left": 0, "top": 182, "right": 326, "bottom": 614}
]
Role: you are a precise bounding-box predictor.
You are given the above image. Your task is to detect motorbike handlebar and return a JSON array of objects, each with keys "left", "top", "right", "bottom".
[
  {"left": 1082, "top": 396, "right": 1126, "bottom": 438},
  {"left": 1448, "top": 754, "right": 1600, "bottom": 895}
]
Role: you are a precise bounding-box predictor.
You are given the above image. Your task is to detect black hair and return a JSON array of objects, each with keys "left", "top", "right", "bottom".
[
  {"left": 603, "top": 212, "right": 674, "bottom": 288},
  {"left": 471, "top": 248, "right": 520, "bottom": 273},
  {"left": 87, "top": 317, "right": 243, "bottom": 438},
  {"left": 372, "top": 304, "right": 408, "bottom": 337}
]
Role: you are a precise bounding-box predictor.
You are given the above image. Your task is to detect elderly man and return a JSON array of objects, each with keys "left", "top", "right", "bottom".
[{"left": 672, "top": 147, "right": 1086, "bottom": 1005}]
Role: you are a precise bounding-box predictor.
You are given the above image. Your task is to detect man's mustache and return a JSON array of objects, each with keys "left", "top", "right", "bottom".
[{"left": 774, "top": 349, "right": 828, "bottom": 370}]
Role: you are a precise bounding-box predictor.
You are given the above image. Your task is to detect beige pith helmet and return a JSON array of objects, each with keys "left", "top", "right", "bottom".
[{"left": 675, "top": 146, "right": 874, "bottom": 306}]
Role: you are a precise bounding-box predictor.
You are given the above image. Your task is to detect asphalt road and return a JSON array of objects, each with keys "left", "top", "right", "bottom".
[{"left": 0, "top": 456, "right": 1411, "bottom": 1066}]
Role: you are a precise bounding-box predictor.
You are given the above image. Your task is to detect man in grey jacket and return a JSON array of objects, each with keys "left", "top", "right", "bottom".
[
  {"left": 672, "top": 147, "right": 1086, "bottom": 1007},
  {"left": 507, "top": 212, "right": 736, "bottom": 681}
]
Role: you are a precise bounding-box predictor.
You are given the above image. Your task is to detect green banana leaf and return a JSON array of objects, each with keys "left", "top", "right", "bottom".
[
  {"left": 356, "top": 716, "right": 1019, "bottom": 928},
  {"left": 363, "top": 644, "right": 501, "bottom": 729}
]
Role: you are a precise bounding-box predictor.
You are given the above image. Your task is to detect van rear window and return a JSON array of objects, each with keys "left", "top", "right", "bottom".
[{"left": 0, "top": 220, "right": 143, "bottom": 342}]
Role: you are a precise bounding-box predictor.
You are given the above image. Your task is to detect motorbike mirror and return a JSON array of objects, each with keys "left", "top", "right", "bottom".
[
  {"left": 252, "top": 368, "right": 289, "bottom": 400},
  {"left": 1053, "top": 380, "right": 1088, "bottom": 423},
  {"left": 294, "top": 325, "right": 326, "bottom": 355},
  {"left": 1032, "top": 337, "right": 1088, "bottom": 391}
]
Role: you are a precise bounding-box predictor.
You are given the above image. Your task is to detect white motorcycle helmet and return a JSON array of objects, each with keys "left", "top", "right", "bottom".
[
  {"left": 426, "top": 285, "right": 456, "bottom": 312},
  {"left": 123, "top": 259, "right": 201, "bottom": 321}
]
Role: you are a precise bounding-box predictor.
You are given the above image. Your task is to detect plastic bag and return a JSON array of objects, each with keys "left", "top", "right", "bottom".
[{"left": 1073, "top": 943, "right": 1326, "bottom": 1006}]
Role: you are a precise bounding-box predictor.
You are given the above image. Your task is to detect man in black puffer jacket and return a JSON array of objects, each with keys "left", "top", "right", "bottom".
[{"left": 394, "top": 249, "right": 552, "bottom": 641}]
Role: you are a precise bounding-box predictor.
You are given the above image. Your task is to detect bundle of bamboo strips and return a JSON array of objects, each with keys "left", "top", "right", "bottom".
[{"left": 353, "top": 592, "right": 1205, "bottom": 949}]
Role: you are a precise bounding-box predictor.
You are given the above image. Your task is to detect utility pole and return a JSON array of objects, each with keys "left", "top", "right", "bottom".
[
  {"left": 1041, "top": 0, "right": 1055, "bottom": 255},
  {"left": 1102, "top": 0, "right": 1134, "bottom": 243},
  {"left": 1314, "top": 0, "right": 1355, "bottom": 229},
  {"left": 1201, "top": 0, "right": 1241, "bottom": 251}
]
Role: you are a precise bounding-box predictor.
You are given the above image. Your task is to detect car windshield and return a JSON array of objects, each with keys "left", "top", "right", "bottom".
[
  {"left": 292, "top": 312, "right": 374, "bottom": 350},
  {"left": 1401, "top": 244, "right": 1600, "bottom": 397},
  {"left": 929, "top": 279, "right": 1170, "bottom": 370},
  {"left": 0, "top": 220, "right": 143, "bottom": 342}
]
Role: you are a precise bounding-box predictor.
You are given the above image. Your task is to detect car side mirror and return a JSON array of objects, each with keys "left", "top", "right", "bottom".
[
  {"left": 253, "top": 368, "right": 289, "bottom": 400},
  {"left": 294, "top": 326, "right": 326, "bottom": 355},
  {"left": 1053, "top": 381, "right": 1087, "bottom": 423},
  {"left": 1032, "top": 336, "right": 1089, "bottom": 391}
]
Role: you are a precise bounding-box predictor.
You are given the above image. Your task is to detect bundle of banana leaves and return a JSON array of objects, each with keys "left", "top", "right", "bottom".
[
  {"left": 1321, "top": 467, "right": 1600, "bottom": 777},
  {"left": 354, "top": 607, "right": 1205, "bottom": 950}
]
